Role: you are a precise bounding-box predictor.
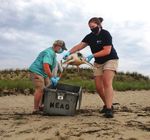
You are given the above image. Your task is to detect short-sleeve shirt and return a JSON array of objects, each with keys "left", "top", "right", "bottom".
[
  {"left": 82, "top": 29, "right": 119, "bottom": 64},
  {"left": 29, "top": 47, "right": 56, "bottom": 78}
]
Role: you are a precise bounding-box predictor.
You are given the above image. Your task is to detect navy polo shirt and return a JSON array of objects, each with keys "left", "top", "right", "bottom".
[{"left": 82, "top": 29, "right": 119, "bottom": 64}]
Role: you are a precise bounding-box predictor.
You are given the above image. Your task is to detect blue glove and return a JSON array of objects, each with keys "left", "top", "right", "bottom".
[
  {"left": 50, "top": 77, "right": 56, "bottom": 86},
  {"left": 55, "top": 77, "right": 60, "bottom": 81},
  {"left": 50, "top": 77, "right": 60, "bottom": 86},
  {"left": 63, "top": 51, "right": 70, "bottom": 60},
  {"left": 86, "top": 54, "right": 94, "bottom": 62}
]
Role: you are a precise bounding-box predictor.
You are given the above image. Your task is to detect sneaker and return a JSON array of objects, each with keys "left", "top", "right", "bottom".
[
  {"left": 39, "top": 105, "right": 44, "bottom": 111},
  {"left": 99, "top": 105, "right": 114, "bottom": 113},
  {"left": 99, "top": 105, "right": 107, "bottom": 113},
  {"left": 104, "top": 108, "right": 114, "bottom": 118},
  {"left": 32, "top": 110, "right": 42, "bottom": 115}
]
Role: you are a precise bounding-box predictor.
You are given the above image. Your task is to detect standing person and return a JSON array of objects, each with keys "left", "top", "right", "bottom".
[
  {"left": 63, "top": 17, "right": 119, "bottom": 118},
  {"left": 29, "top": 40, "right": 67, "bottom": 114}
]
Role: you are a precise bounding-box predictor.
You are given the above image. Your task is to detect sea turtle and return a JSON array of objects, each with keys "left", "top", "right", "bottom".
[{"left": 62, "top": 52, "right": 93, "bottom": 71}]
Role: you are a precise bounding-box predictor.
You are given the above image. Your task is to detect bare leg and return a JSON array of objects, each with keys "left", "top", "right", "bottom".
[
  {"left": 39, "top": 77, "right": 50, "bottom": 108},
  {"left": 31, "top": 73, "right": 45, "bottom": 111},
  {"left": 34, "top": 88, "right": 43, "bottom": 111},
  {"left": 94, "top": 76, "right": 106, "bottom": 105},
  {"left": 102, "top": 70, "right": 115, "bottom": 109}
]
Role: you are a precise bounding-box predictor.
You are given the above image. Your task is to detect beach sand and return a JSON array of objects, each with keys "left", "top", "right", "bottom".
[{"left": 0, "top": 90, "right": 150, "bottom": 140}]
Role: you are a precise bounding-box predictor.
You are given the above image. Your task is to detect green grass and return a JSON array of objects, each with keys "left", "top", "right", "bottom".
[
  {"left": 0, "top": 79, "right": 150, "bottom": 93},
  {"left": 113, "top": 81, "right": 150, "bottom": 91},
  {"left": 0, "top": 80, "right": 33, "bottom": 92},
  {"left": 61, "top": 79, "right": 150, "bottom": 92},
  {"left": 0, "top": 69, "right": 150, "bottom": 93}
]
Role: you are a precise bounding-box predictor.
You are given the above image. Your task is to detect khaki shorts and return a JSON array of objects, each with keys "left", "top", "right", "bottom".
[
  {"left": 29, "top": 72, "right": 50, "bottom": 89},
  {"left": 93, "top": 59, "right": 119, "bottom": 76}
]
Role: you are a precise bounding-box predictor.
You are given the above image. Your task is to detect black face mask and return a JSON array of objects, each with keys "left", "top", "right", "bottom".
[{"left": 91, "top": 26, "right": 99, "bottom": 34}]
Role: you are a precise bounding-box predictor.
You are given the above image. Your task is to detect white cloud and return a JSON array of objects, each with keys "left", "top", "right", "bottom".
[{"left": 0, "top": 0, "right": 150, "bottom": 76}]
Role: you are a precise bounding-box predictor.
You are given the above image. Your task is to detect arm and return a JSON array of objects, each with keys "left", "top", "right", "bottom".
[
  {"left": 44, "top": 63, "right": 61, "bottom": 86},
  {"left": 43, "top": 63, "right": 52, "bottom": 78},
  {"left": 93, "top": 45, "right": 112, "bottom": 58},
  {"left": 69, "top": 42, "right": 88, "bottom": 54}
]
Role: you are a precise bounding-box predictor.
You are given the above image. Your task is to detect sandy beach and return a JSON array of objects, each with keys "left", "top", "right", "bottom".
[{"left": 0, "top": 90, "right": 150, "bottom": 140}]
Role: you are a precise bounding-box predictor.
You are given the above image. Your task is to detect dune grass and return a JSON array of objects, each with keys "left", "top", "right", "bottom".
[
  {"left": 0, "top": 68, "right": 150, "bottom": 93},
  {"left": 0, "top": 79, "right": 33, "bottom": 89},
  {"left": 61, "top": 78, "right": 150, "bottom": 92}
]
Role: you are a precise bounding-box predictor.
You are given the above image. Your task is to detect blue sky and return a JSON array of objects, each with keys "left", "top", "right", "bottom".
[{"left": 0, "top": 0, "right": 150, "bottom": 76}]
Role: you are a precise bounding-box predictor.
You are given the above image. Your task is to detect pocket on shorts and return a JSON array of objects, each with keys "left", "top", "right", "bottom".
[
  {"left": 94, "top": 62, "right": 101, "bottom": 68},
  {"left": 93, "top": 62, "right": 103, "bottom": 76},
  {"left": 30, "top": 73, "right": 44, "bottom": 89},
  {"left": 103, "top": 59, "right": 119, "bottom": 71}
]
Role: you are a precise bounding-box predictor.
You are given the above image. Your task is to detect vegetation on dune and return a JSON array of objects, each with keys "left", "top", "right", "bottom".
[
  {"left": 0, "top": 68, "right": 150, "bottom": 96},
  {"left": 61, "top": 68, "right": 150, "bottom": 92}
]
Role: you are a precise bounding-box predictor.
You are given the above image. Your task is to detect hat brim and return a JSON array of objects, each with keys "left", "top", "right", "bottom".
[{"left": 63, "top": 47, "right": 67, "bottom": 50}]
